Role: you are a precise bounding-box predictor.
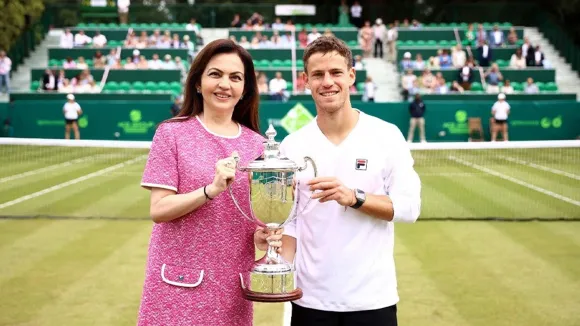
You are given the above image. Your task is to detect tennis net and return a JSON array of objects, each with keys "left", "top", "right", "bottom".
[{"left": 0, "top": 138, "right": 578, "bottom": 221}]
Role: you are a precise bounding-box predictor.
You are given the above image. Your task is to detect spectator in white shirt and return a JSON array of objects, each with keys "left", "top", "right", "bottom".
[
  {"left": 350, "top": 1, "right": 363, "bottom": 28},
  {"left": 185, "top": 18, "right": 201, "bottom": 36},
  {"left": 92, "top": 31, "right": 107, "bottom": 48},
  {"left": 489, "top": 25, "right": 505, "bottom": 48},
  {"left": 401, "top": 69, "right": 417, "bottom": 100},
  {"left": 372, "top": 18, "right": 386, "bottom": 58},
  {"left": 148, "top": 54, "right": 163, "bottom": 69},
  {"left": 117, "top": 0, "right": 130, "bottom": 24},
  {"left": 509, "top": 48, "right": 526, "bottom": 69},
  {"left": 501, "top": 80, "right": 514, "bottom": 94},
  {"left": 161, "top": 54, "right": 177, "bottom": 70},
  {"left": 307, "top": 28, "right": 321, "bottom": 45},
  {"left": 385, "top": 23, "right": 398, "bottom": 62},
  {"left": 238, "top": 36, "right": 250, "bottom": 49},
  {"left": 74, "top": 30, "right": 92, "bottom": 47},
  {"left": 413, "top": 54, "right": 425, "bottom": 70},
  {"left": 353, "top": 55, "right": 364, "bottom": 70},
  {"left": 363, "top": 76, "right": 377, "bottom": 102},
  {"left": 60, "top": 29, "right": 74, "bottom": 48},
  {"left": 268, "top": 71, "right": 287, "bottom": 101},
  {"left": 124, "top": 57, "right": 137, "bottom": 69},
  {"left": 76, "top": 57, "right": 88, "bottom": 70},
  {"left": 452, "top": 44, "right": 466, "bottom": 68},
  {"left": 0, "top": 51, "right": 12, "bottom": 94},
  {"left": 271, "top": 17, "right": 285, "bottom": 31}
]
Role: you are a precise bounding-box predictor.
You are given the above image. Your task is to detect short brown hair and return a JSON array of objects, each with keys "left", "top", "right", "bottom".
[
  {"left": 176, "top": 39, "right": 260, "bottom": 133},
  {"left": 303, "top": 36, "right": 353, "bottom": 73}
]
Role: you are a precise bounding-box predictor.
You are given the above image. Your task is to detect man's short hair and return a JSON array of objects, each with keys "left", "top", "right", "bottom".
[{"left": 303, "top": 36, "right": 353, "bottom": 73}]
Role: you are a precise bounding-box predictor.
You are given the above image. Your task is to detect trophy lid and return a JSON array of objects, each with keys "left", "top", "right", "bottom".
[{"left": 241, "top": 124, "right": 300, "bottom": 172}]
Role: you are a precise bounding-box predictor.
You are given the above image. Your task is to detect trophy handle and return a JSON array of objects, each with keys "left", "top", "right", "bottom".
[
  {"left": 228, "top": 155, "right": 267, "bottom": 227},
  {"left": 299, "top": 156, "right": 318, "bottom": 177},
  {"left": 285, "top": 156, "right": 318, "bottom": 224}
]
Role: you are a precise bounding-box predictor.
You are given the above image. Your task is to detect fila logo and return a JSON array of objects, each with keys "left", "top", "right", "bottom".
[{"left": 355, "top": 159, "right": 367, "bottom": 170}]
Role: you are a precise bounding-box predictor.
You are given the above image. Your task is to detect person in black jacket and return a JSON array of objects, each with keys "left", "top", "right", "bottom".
[{"left": 407, "top": 94, "right": 426, "bottom": 143}]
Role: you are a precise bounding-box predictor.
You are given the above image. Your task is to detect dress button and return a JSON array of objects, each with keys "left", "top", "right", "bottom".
[{"left": 178, "top": 275, "right": 184, "bottom": 281}]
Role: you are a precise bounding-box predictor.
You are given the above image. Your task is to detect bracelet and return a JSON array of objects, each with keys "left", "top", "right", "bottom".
[{"left": 203, "top": 185, "right": 214, "bottom": 200}]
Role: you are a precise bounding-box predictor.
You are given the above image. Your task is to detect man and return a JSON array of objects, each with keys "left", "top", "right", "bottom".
[
  {"left": 407, "top": 93, "right": 427, "bottom": 143},
  {"left": 280, "top": 36, "right": 421, "bottom": 326}
]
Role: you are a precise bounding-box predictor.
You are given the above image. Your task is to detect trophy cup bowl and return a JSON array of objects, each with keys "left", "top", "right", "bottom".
[{"left": 229, "top": 124, "right": 316, "bottom": 303}]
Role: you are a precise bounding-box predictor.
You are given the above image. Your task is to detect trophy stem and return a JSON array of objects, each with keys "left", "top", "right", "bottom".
[{"left": 265, "top": 223, "right": 282, "bottom": 264}]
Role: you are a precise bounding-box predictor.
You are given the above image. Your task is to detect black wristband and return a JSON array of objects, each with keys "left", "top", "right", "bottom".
[{"left": 203, "top": 185, "right": 214, "bottom": 200}]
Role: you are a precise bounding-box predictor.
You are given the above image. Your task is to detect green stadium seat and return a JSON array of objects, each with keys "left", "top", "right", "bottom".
[
  {"left": 49, "top": 59, "right": 60, "bottom": 67},
  {"left": 426, "top": 40, "right": 437, "bottom": 46},
  {"left": 347, "top": 40, "right": 358, "bottom": 47},
  {"left": 471, "top": 82, "right": 483, "bottom": 91},
  {"left": 415, "top": 40, "right": 426, "bottom": 46},
  {"left": 439, "top": 40, "right": 449, "bottom": 47},
  {"left": 512, "top": 82, "right": 523, "bottom": 92},
  {"left": 77, "top": 23, "right": 87, "bottom": 28},
  {"left": 30, "top": 81, "right": 40, "bottom": 91},
  {"left": 157, "top": 81, "right": 171, "bottom": 91},
  {"left": 544, "top": 82, "right": 558, "bottom": 91},
  {"left": 104, "top": 81, "right": 119, "bottom": 91},
  {"left": 132, "top": 81, "right": 145, "bottom": 91},
  {"left": 536, "top": 82, "right": 545, "bottom": 90},
  {"left": 145, "top": 81, "right": 158, "bottom": 91},
  {"left": 296, "top": 60, "right": 304, "bottom": 67},
  {"left": 286, "top": 82, "right": 293, "bottom": 90},
  {"left": 107, "top": 23, "right": 117, "bottom": 28},
  {"left": 118, "top": 81, "right": 132, "bottom": 92},
  {"left": 356, "top": 82, "right": 364, "bottom": 92},
  {"left": 282, "top": 59, "right": 293, "bottom": 67},
  {"left": 271, "top": 59, "right": 283, "bottom": 67},
  {"left": 259, "top": 59, "right": 270, "bottom": 68}
]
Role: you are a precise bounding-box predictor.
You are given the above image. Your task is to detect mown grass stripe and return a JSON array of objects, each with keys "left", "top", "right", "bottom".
[
  {"left": 27, "top": 221, "right": 151, "bottom": 326},
  {"left": 445, "top": 222, "right": 580, "bottom": 326},
  {"left": 0, "top": 220, "right": 105, "bottom": 286},
  {"left": 0, "top": 221, "right": 141, "bottom": 326},
  {"left": 0, "top": 219, "right": 53, "bottom": 250},
  {"left": 394, "top": 231, "right": 470, "bottom": 326},
  {"left": 416, "top": 180, "right": 475, "bottom": 218},
  {"left": 399, "top": 222, "right": 547, "bottom": 326}
]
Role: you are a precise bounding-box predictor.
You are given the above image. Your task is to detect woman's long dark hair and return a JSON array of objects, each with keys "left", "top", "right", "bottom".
[{"left": 176, "top": 39, "right": 260, "bottom": 133}]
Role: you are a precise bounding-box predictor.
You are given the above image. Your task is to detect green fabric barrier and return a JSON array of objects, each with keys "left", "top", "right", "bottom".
[
  {"left": 420, "top": 93, "right": 576, "bottom": 101},
  {"left": 228, "top": 30, "right": 359, "bottom": 42},
  {"left": 259, "top": 94, "right": 363, "bottom": 101},
  {"left": 258, "top": 68, "right": 367, "bottom": 83},
  {"left": 30, "top": 69, "right": 181, "bottom": 83},
  {"left": 48, "top": 47, "right": 188, "bottom": 61},
  {"left": 70, "top": 29, "right": 197, "bottom": 41},
  {"left": 397, "top": 27, "right": 523, "bottom": 41},
  {"left": 247, "top": 48, "right": 362, "bottom": 61},
  {"left": 8, "top": 100, "right": 579, "bottom": 142},
  {"left": 406, "top": 68, "right": 555, "bottom": 83},
  {"left": 9, "top": 92, "right": 174, "bottom": 102},
  {"left": 398, "top": 47, "right": 516, "bottom": 61}
]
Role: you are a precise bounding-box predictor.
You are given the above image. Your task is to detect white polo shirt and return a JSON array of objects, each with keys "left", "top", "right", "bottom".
[
  {"left": 280, "top": 110, "right": 421, "bottom": 312},
  {"left": 492, "top": 101, "right": 510, "bottom": 120},
  {"left": 63, "top": 102, "right": 81, "bottom": 120}
]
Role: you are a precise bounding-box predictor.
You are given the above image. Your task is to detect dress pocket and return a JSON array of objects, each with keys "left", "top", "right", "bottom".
[{"left": 160, "top": 263, "right": 204, "bottom": 288}]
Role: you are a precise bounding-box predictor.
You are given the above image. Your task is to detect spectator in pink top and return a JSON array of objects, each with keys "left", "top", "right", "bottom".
[{"left": 138, "top": 39, "right": 282, "bottom": 326}]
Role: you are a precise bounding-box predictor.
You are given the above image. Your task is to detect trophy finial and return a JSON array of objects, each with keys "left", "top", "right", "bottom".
[{"left": 265, "top": 124, "right": 277, "bottom": 142}]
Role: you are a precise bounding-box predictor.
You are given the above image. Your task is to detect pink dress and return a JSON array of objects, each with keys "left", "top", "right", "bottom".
[{"left": 138, "top": 116, "right": 265, "bottom": 326}]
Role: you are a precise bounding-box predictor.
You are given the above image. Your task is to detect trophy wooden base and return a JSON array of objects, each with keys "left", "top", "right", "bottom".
[{"left": 242, "top": 288, "right": 303, "bottom": 303}]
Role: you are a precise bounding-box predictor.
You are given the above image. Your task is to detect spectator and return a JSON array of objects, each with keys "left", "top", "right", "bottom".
[
  {"left": 106, "top": 49, "right": 118, "bottom": 66},
  {"left": 131, "top": 49, "right": 140, "bottom": 63},
  {"left": 2, "top": 118, "right": 14, "bottom": 137},
  {"left": 284, "top": 19, "right": 295, "bottom": 31},
  {"left": 452, "top": 44, "right": 466, "bottom": 68},
  {"left": 438, "top": 49, "right": 452, "bottom": 69},
  {"left": 450, "top": 80, "right": 465, "bottom": 93},
  {"left": 43, "top": 69, "right": 56, "bottom": 91},
  {"left": 252, "top": 19, "right": 265, "bottom": 31},
  {"left": 401, "top": 69, "right": 417, "bottom": 100},
  {"left": 186, "top": 18, "right": 202, "bottom": 37},
  {"left": 137, "top": 55, "right": 149, "bottom": 69},
  {"left": 363, "top": 76, "right": 377, "bottom": 102},
  {"left": 93, "top": 51, "right": 105, "bottom": 68},
  {"left": 484, "top": 63, "right": 503, "bottom": 93},
  {"left": 148, "top": 54, "right": 163, "bottom": 69},
  {"left": 231, "top": 14, "right": 242, "bottom": 28},
  {"left": 63, "top": 57, "right": 76, "bottom": 69},
  {"left": 521, "top": 37, "right": 532, "bottom": 58},
  {"left": 74, "top": 30, "right": 92, "bottom": 47},
  {"left": 170, "top": 95, "right": 182, "bottom": 117},
  {"left": 0, "top": 51, "right": 12, "bottom": 94},
  {"left": 501, "top": 80, "right": 514, "bottom": 94},
  {"left": 491, "top": 93, "right": 510, "bottom": 142},
  {"left": 350, "top": 1, "right": 363, "bottom": 28},
  {"left": 477, "top": 40, "right": 492, "bottom": 67},
  {"left": 400, "top": 52, "right": 414, "bottom": 70},
  {"left": 238, "top": 36, "right": 250, "bottom": 49},
  {"left": 434, "top": 73, "right": 448, "bottom": 94},
  {"left": 92, "top": 31, "right": 107, "bottom": 48},
  {"left": 60, "top": 29, "right": 74, "bottom": 48},
  {"left": 510, "top": 48, "right": 526, "bottom": 69},
  {"left": 419, "top": 68, "right": 436, "bottom": 92},
  {"left": 407, "top": 93, "right": 427, "bottom": 143},
  {"left": 171, "top": 34, "right": 182, "bottom": 49},
  {"left": 117, "top": 0, "right": 130, "bottom": 24},
  {"left": 413, "top": 54, "right": 425, "bottom": 70},
  {"left": 476, "top": 24, "right": 487, "bottom": 46},
  {"left": 256, "top": 72, "right": 268, "bottom": 94},
  {"left": 385, "top": 23, "right": 398, "bottom": 62},
  {"left": 162, "top": 54, "right": 177, "bottom": 69},
  {"left": 148, "top": 29, "right": 161, "bottom": 47},
  {"left": 124, "top": 57, "right": 137, "bottom": 69},
  {"left": 268, "top": 71, "right": 287, "bottom": 101},
  {"left": 464, "top": 23, "right": 475, "bottom": 43},
  {"left": 410, "top": 19, "right": 422, "bottom": 30},
  {"left": 353, "top": 55, "right": 364, "bottom": 70},
  {"left": 271, "top": 17, "right": 285, "bottom": 31},
  {"left": 457, "top": 63, "right": 474, "bottom": 90},
  {"left": 359, "top": 21, "right": 373, "bottom": 57},
  {"left": 372, "top": 19, "right": 386, "bottom": 58},
  {"left": 76, "top": 57, "right": 88, "bottom": 70},
  {"left": 58, "top": 78, "right": 73, "bottom": 93},
  {"left": 524, "top": 77, "right": 539, "bottom": 94},
  {"left": 507, "top": 27, "right": 518, "bottom": 45},
  {"left": 489, "top": 25, "right": 505, "bottom": 48},
  {"left": 530, "top": 45, "right": 545, "bottom": 67},
  {"left": 298, "top": 28, "right": 308, "bottom": 48},
  {"left": 307, "top": 28, "right": 321, "bottom": 45}
]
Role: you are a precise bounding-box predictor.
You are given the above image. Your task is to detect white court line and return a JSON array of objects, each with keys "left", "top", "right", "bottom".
[
  {"left": 499, "top": 156, "right": 580, "bottom": 181},
  {"left": 0, "top": 155, "right": 147, "bottom": 210},
  {"left": 283, "top": 302, "right": 291, "bottom": 326},
  {"left": 449, "top": 156, "right": 580, "bottom": 207}
]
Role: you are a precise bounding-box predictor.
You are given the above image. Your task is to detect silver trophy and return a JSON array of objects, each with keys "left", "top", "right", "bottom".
[{"left": 229, "top": 124, "right": 317, "bottom": 302}]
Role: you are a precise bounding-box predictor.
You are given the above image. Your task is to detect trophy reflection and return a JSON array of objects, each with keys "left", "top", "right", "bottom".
[{"left": 229, "top": 124, "right": 317, "bottom": 302}]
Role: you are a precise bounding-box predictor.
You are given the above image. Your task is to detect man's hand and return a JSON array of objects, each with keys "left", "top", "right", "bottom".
[{"left": 308, "top": 177, "right": 356, "bottom": 207}]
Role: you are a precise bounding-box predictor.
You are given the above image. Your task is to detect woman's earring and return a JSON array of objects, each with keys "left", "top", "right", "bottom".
[
  {"left": 240, "top": 95, "right": 244, "bottom": 100},
  {"left": 196, "top": 88, "right": 201, "bottom": 93}
]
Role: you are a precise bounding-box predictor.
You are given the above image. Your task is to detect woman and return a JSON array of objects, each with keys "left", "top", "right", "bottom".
[
  {"left": 138, "top": 39, "right": 280, "bottom": 326},
  {"left": 63, "top": 93, "right": 82, "bottom": 139},
  {"left": 491, "top": 92, "right": 510, "bottom": 141}
]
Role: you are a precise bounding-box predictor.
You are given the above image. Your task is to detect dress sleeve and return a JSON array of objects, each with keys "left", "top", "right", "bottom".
[{"left": 141, "top": 123, "right": 179, "bottom": 192}]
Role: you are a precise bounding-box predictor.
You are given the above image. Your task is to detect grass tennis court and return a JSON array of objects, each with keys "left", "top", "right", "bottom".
[{"left": 0, "top": 143, "right": 579, "bottom": 325}]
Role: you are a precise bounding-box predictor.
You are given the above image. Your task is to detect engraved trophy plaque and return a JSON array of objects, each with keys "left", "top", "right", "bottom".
[{"left": 229, "top": 124, "right": 317, "bottom": 302}]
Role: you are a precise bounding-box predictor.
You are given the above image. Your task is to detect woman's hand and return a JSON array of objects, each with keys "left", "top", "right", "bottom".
[
  {"left": 206, "top": 152, "right": 238, "bottom": 198},
  {"left": 254, "top": 227, "right": 283, "bottom": 253}
]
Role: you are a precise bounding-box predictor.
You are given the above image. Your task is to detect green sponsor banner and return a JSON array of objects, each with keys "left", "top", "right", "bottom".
[
  {"left": 6, "top": 99, "right": 580, "bottom": 141},
  {"left": 10, "top": 100, "right": 172, "bottom": 140}
]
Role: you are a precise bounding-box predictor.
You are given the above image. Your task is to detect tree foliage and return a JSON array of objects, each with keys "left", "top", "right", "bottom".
[{"left": 0, "top": 0, "right": 45, "bottom": 52}]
